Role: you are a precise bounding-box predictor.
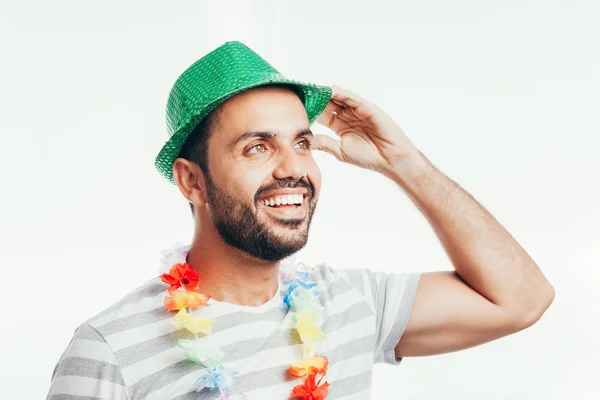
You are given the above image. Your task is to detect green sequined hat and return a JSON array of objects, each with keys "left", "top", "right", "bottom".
[{"left": 155, "top": 41, "right": 333, "bottom": 184}]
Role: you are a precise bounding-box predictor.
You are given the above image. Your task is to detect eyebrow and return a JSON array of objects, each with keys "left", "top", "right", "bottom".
[{"left": 231, "top": 128, "right": 313, "bottom": 149}]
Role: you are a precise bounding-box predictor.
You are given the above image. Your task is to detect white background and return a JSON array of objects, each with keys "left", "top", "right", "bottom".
[{"left": 1, "top": 1, "right": 598, "bottom": 398}]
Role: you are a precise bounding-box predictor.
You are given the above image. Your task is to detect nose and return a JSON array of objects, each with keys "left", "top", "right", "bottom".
[{"left": 272, "top": 147, "right": 306, "bottom": 181}]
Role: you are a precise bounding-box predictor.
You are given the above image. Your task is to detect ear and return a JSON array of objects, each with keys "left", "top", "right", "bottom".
[{"left": 172, "top": 158, "right": 208, "bottom": 207}]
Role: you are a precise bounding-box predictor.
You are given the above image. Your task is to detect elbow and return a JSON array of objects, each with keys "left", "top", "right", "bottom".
[{"left": 514, "top": 282, "right": 555, "bottom": 330}]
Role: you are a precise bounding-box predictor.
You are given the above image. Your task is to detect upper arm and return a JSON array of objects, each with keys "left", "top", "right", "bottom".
[
  {"left": 47, "top": 323, "right": 129, "bottom": 400},
  {"left": 395, "top": 271, "right": 530, "bottom": 358}
]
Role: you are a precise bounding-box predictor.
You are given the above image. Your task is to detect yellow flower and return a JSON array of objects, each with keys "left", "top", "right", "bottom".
[
  {"left": 294, "top": 311, "right": 326, "bottom": 355},
  {"left": 172, "top": 308, "right": 215, "bottom": 335}
]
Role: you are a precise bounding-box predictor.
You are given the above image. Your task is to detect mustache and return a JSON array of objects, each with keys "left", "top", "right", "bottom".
[{"left": 255, "top": 178, "right": 314, "bottom": 201}]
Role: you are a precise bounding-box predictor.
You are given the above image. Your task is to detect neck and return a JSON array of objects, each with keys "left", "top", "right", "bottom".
[{"left": 186, "top": 230, "right": 281, "bottom": 307}]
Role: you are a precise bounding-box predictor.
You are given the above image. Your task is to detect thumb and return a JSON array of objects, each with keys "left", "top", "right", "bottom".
[{"left": 311, "top": 134, "right": 343, "bottom": 160}]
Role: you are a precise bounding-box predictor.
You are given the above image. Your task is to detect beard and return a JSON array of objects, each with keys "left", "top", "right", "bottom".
[{"left": 204, "top": 174, "right": 317, "bottom": 262}]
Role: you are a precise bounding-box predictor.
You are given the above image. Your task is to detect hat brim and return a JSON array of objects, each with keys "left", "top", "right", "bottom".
[{"left": 154, "top": 79, "right": 332, "bottom": 185}]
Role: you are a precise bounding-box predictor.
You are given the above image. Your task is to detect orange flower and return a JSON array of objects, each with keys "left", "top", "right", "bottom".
[
  {"left": 291, "top": 373, "right": 329, "bottom": 400},
  {"left": 161, "top": 262, "right": 200, "bottom": 291},
  {"left": 165, "top": 287, "right": 210, "bottom": 311},
  {"left": 289, "top": 355, "right": 329, "bottom": 377}
]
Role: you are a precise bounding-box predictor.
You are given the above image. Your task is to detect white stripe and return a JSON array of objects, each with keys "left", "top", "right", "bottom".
[
  {"left": 360, "top": 269, "right": 376, "bottom": 305},
  {"left": 123, "top": 346, "right": 183, "bottom": 384},
  {"left": 108, "top": 274, "right": 359, "bottom": 353},
  {"left": 47, "top": 375, "right": 128, "bottom": 399},
  {"left": 244, "top": 352, "right": 374, "bottom": 399},
  {"left": 91, "top": 289, "right": 166, "bottom": 327},
  {"left": 93, "top": 268, "right": 346, "bottom": 330},
  {"left": 64, "top": 339, "right": 117, "bottom": 363},
  {"left": 141, "top": 316, "right": 376, "bottom": 400},
  {"left": 108, "top": 318, "right": 176, "bottom": 352},
  {"left": 122, "top": 287, "right": 370, "bottom": 384},
  {"left": 106, "top": 301, "right": 238, "bottom": 352}
]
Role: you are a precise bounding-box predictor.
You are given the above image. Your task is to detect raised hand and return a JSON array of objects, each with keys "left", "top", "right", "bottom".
[{"left": 312, "top": 84, "right": 420, "bottom": 176}]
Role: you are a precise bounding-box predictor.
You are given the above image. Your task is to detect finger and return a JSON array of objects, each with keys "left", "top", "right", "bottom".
[
  {"left": 315, "top": 110, "right": 344, "bottom": 136},
  {"left": 324, "top": 100, "right": 344, "bottom": 114},
  {"left": 330, "top": 84, "right": 368, "bottom": 109},
  {"left": 311, "top": 134, "right": 343, "bottom": 161},
  {"left": 316, "top": 109, "right": 334, "bottom": 127},
  {"left": 328, "top": 84, "right": 378, "bottom": 121}
]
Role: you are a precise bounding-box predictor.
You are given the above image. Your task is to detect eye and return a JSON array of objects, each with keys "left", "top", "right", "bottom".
[
  {"left": 296, "top": 139, "right": 312, "bottom": 150},
  {"left": 246, "top": 143, "right": 269, "bottom": 155}
]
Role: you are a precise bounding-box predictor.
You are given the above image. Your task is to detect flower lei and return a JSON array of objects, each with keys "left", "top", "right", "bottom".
[{"left": 159, "top": 243, "right": 330, "bottom": 399}]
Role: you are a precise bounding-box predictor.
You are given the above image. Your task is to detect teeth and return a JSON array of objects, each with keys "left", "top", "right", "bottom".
[{"left": 263, "top": 194, "right": 304, "bottom": 206}]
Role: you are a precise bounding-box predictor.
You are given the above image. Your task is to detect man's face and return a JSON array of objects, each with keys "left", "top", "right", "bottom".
[{"left": 203, "top": 86, "right": 322, "bottom": 262}]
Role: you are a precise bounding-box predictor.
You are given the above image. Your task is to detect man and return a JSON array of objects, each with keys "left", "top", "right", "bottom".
[{"left": 47, "top": 41, "right": 554, "bottom": 399}]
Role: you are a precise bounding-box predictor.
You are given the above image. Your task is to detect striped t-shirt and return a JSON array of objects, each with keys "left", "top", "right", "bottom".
[{"left": 47, "top": 263, "right": 421, "bottom": 399}]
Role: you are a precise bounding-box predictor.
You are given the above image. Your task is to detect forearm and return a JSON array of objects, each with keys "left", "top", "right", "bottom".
[{"left": 384, "top": 151, "right": 554, "bottom": 319}]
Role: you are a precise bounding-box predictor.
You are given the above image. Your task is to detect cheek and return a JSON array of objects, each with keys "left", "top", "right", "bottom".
[
  {"left": 237, "top": 174, "right": 265, "bottom": 203},
  {"left": 307, "top": 163, "right": 322, "bottom": 195}
]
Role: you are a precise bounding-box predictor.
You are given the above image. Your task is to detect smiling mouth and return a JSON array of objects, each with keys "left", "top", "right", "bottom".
[{"left": 258, "top": 197, "right": 308, "bottom": 219}]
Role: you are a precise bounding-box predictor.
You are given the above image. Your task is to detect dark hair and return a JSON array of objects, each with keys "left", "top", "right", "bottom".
[{"left": 177, "top": 108, "right": 221, "bottom": 214}]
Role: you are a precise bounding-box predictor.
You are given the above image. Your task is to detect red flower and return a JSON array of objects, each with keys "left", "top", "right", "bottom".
[
  {"left": 161, "top": 262, "right": 200, "bottom": 291},
  {"left": 291, "top": 373, "right": 329, "bottom": 400}
]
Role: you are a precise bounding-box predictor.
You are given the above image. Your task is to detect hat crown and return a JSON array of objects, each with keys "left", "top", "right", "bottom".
[
  {"left": 155, "top": 41, "right": 331, "bottom": 184},
  {"left": 166, "top": 41, "right": 282, "bottom": 137}
]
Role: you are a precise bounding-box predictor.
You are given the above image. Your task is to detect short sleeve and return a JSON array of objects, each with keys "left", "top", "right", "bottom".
[
  {"left": 366, "top": 269, "right": 421, "bottom": 365},
  {"left": 47, "top": 323, "right": 129, "bottom": 400}
]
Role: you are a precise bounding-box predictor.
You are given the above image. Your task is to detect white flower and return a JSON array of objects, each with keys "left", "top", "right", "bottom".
[
  {"left": 278, "top": 253, "right": 299, "bottom": 283},
  {"left": 158, "top": 242, "right": 191, "bottom": 274},
  {"left": 178, "top": 338, "right": 224, "bottom": 368}
]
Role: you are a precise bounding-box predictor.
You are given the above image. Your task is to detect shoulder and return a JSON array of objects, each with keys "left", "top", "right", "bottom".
[
  {"left": 307, "top": 262, "right": 375, "bottom": 295},
  {"left": 298, "top": 262, "right": 380, "bottom": 310},
  {"left": 305, "top": 262, "right": 421, "bottom": 307},
  {"left": 85, "top": 276, "right": 169, "bottom": 336}
]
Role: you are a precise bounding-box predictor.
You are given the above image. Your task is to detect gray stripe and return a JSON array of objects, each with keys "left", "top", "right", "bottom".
[
  {"left": 115, "top": 306, "right": 287, "bottom": 367},
  {"left": 47, "top": 396, "right": 104, "bottom": 400},
  {"left": 209, "top": 305, "right": 288, "bottom": 332},
  {"left": 118, "top": 293, "right": 371, "bottom": 370},
  {"left": 97, "top": 306, "right": 170, "bottom": 337},
  {"left": 221, "top": 328, "right": 301, "bottom": 361},
  {"left": 127, "top": 299, "right": 376, "bottom": 394},
  {"left": 129, "top": 360, "right": 202, "bottom": 399},
  {"left": 125, "top": 265, "right": 372, "bottom": 398},
  {"left": 171, "top": 363, "right": 293, "bottom": 400},
  {"left": 54, "top": 357, "right": 125, "bottom": 385},
  {"left": 321, "top": 334, "right": 377, "bottom": 362},
  {"left": 95, "top": 269, "right": 351, "bottom": 342},
  {"left": 130, "top": 324, "right": 376, "bottom": 399},
  {"left": 74, "top": 324, "right": 105, "bottom": 342},
  {"left": 126, "top": 325, "right": 301, "bottom": 395},
  {"left": 328, "top": 370, "right": 373, "bottom": 399},
  {"left": 115, "top": 279, "right": 357, "bottom": 368},
  {"left": 102, "top": 276, "right": 350, "bottom": 338},
  {"left": 322, "top": 301, "right": 374, "bottom": 333},
  {"left": 310, "top": 267, "right": 353, "bottom": 303},
  {"left": 117, "top": 329, "right": 197, "bottom": 368},
  {"left": 172, "top": 334, "right": 376, "bottom": 399},
  {"left": 344, "top": 269, "right": 366, "bottom": 296},
  {"left": 88, "top": 279, "right": 166, "bottom": 322}
]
